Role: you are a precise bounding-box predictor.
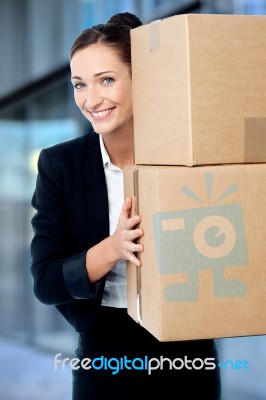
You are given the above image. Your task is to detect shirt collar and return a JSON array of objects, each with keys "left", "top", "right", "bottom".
[
  {"left": 99, "top": 134, "right": 122, "bottom": 171},
  {"left": 99, "top": 134, "right": 110, "bottom": 168}
]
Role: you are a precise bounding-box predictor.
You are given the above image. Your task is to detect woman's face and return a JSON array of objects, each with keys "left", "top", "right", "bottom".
[{"left": 70, "top": 43, "right": 133, "bottom": 136}]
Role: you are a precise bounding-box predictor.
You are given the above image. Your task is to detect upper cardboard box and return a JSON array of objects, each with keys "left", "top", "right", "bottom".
[{"left": 131, "top": 14, "right": 266, "bottom": 166}]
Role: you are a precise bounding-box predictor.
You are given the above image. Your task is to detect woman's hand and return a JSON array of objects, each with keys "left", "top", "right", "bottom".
[{"left": 111, "top": 197, "right": 144, "bottom": 266}]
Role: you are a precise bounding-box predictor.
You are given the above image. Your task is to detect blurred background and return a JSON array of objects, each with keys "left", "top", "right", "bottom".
[{"left": 0, "top": 0, "right": 266, "bottom": 399}]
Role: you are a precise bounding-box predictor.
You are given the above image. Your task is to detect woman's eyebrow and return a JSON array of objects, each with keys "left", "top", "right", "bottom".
[
  {"left": 71, "top": 71, "right": 117, "bottom": 80},
  {"left": 94, "top": 70, "right": 117, "bottom": 77}
]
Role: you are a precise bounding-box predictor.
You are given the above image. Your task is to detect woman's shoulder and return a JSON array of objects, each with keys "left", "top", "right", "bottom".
[
  {"left": 37, "top": 130, "right": 101, "bottom": 176},
  {"left": 41, "top": 131, "right": 100, "bottom": 166},
  {"left": 43, "top": 130, "right": 99, "bottom": 159}
]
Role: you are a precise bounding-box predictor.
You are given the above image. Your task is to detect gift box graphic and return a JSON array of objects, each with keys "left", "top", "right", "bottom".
[{"left": 152, "top": 173, "right": 248, "bottom": 302}]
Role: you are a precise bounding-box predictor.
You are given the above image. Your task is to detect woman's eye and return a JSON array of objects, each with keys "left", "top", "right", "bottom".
[
  {"left": 102, "top": 77, "right": 114, "bottom": 85},
  {"left": 74, "top": 83, "right": 85, "bottom": 89}
]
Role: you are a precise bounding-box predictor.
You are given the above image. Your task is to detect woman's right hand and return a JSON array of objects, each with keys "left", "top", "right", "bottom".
[
  {"left": 86, "top": 197, "right": 144, "bottom": 283},
  {"left": 111, "top": 197, "right": 144, "bottom": 267}
]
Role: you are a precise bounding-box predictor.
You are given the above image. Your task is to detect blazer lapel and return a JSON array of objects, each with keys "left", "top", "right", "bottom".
[{"left": 83, "top": 132, "right": 109, "bottom": 246}]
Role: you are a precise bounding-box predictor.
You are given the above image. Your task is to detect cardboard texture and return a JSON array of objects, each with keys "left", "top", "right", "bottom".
[
  {"left": 124, "top": 164, "right": 266, "bottom": 341},
  {"left": 131, "top": 14, "right": 266, "bottom": 166}
]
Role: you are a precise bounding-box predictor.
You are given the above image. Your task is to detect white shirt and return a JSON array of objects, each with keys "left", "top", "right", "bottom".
[{"left": 99, "top": 134, "right": 127, "bottom": 308}]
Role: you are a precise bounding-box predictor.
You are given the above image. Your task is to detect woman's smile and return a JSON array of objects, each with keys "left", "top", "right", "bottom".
[{"left": 89, "top": 107, "right": 116, "bottom": 120}]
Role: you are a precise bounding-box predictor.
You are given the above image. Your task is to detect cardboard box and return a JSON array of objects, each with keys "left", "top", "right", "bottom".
[
  {"left": 131, "top": 14, "right": 266, "bottom": 166},
  {"left": 124, "top": 163, "right": 266, "bottom": 341}
]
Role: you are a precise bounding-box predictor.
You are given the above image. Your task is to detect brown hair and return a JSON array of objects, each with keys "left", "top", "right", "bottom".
[{"left": 69, "top": 12, "right": 142, "bottom": 70}]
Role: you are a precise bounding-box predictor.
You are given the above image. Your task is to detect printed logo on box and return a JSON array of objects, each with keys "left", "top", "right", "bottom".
[{"left": 152, "top": 173, "right": 248, "bottom": 302}]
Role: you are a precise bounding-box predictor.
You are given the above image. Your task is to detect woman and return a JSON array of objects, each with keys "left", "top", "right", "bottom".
[{"left": 31, "top": 12, "right": 221, "bottom": 400}]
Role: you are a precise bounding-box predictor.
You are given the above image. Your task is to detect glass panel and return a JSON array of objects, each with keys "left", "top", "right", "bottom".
[{"left": 0, "top": 80, "right": 84, "bottom": 353}]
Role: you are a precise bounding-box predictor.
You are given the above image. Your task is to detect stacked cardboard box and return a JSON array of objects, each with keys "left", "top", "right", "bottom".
[{"left": 124, "top": 14, "right": 266, "bottom": 342}]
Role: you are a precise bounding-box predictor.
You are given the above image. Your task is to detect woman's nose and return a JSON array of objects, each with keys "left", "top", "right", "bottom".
[{"left": 85, "top": 87, "right": 103, "bottom": 110}]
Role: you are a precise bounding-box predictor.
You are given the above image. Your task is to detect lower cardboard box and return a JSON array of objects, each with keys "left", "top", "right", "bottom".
[{"left": 123, "top": 163, "right": 266, "bottom": 342}]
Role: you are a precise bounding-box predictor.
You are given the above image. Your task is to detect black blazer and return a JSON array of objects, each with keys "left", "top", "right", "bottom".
[{"left": 31, "top": 131, "right": 110, "bottom": 331}]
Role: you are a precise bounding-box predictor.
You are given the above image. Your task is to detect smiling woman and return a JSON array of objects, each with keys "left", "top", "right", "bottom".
[
  {"left": 30, "top": 11, "right": 221, "bottom": 400},
  {"left": 70, "top": 43, "right": 133, "bottom": 160}
]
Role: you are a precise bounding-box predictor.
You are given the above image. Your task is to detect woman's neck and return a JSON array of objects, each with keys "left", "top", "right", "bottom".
[{"left": 102, "top": 128, "right": 135, "bottom": 169}]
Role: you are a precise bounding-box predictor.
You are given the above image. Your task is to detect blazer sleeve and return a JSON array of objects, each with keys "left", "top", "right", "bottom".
[{"left": 30, "top": 148, "right": 104, "bottom": 305}]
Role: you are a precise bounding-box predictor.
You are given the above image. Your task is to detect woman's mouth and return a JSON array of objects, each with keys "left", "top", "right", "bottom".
[{"left": 90, "top": 107, "right": 115, "bottom": 120}]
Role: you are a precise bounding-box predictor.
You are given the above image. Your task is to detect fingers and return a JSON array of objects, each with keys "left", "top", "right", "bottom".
[
  {"left": 122, "top": 237, "right": 143, "bottom": 268},
  {"left": 123, "top": 196, "right": 132, "bottom": 211},
  {"left": 120, "top": 197, "right": 132, "bottom": 219},
  {"left": 124, "top": 241, "right": 143, "bottom": 254},
  {"left": 113, "top": 196, "right": 144, "bottom": 266},
  {"left": 119, "top": 199, "right": 141, "bottom": 229},
  {"left": 125, "top": 250, "right": 142, "bottom": 267},
  {"left": 125, "top": 227, "right": 143, "bottom": 241},
  {"left": 125, "top": 215, "right": 141, "bottom": 230}
]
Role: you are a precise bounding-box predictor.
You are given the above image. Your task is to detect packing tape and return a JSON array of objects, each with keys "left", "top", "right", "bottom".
[
  {"left": 133, "top": 169, "right": 143, "bottom": 326},
  {"left": 150, "top": 19, "right": 161, "bottom": 52},
  {"left": 244, "top": 117, "right": 266, "bottom": 162}
]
